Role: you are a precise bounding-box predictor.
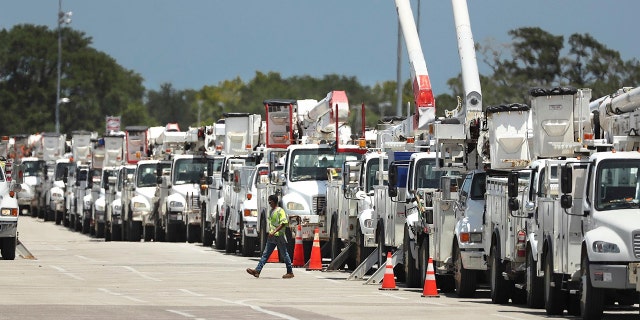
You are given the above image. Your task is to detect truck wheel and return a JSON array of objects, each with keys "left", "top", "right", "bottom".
[
  {"left": 403, "top": 227, "right": 420, "bottom": 288},
  {"left": 580, "top": 252, "right": 604, "bottom": 320},
  {"left": 154, "top": 221, "right": 165, "bottom": 242},
  {"left": 202, "top": 226, "right": 213, "bottom": 247},
  {"left": 241, "top": 233, "right": 257, "bottom": 257},
  {"left": 225, "top": 226, "right": 236, "bottom": 254},
  {"left": 329, "top": 221, "right": 344, "bottom": 266},
  {"left": 526, "top": 250, "right": 544, "bottom": 308},
  {"left": 55, "top": 210, "right": 62, "bottom": 225},
  {"left": 258, "top": 217, "right": 267, "bottom": 253},
  {"left": 377, "top": 224, "right": 386, "bottom": 269},
  {"left": 112, "top": 224, "right": 122, "bottom": 241},
  {"left": 490, "top": 244, "right": 510, "bottom": 304},
  {"left": 82, "top": 218, "right": 90, "bottom": 234},
  {"left": 215, "top": 210, "right": 226, "bottom": 250},
  {"left": 144, "top": 225, "right": 153, "bottom": 242},
  {"left": 187, "top": 224, "right": 198, "bottom": 243},
  {"left": 454, "top": 243, "right": 476, "bottom": 297},
  {"left": 1, "top": 237, "right": 16, "bottom": 260},
  {"left": 129, "top": 221, "right": 142, "bottom": 242},
  {"left": 96, "top": 222, "right": 105, "bottom": 238},
  {"left": 544, "top": 250, "right": 565, "bottom": 315}
]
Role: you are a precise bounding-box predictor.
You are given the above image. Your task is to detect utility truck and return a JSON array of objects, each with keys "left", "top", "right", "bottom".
[
  {"left": 0, "top": 162, "right": 20, "bottom": 260},
  {"left": 258, "top": 93, "right": 365, "bottom": 260},
  {"left": 153, "top": 128, "right": 207, "bottom": 242},
  {"left": 217, "top": 113, "right": 263, "bottom": 254}
]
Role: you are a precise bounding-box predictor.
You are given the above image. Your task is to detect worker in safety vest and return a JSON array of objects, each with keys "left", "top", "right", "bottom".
[{"left": 246, "top": 194, "right": 294, "bottom": 279}]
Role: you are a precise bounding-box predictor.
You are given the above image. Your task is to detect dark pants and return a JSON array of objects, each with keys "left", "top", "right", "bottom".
[{"left": 255, "top": 235, "right": 293, "bottom": 274}]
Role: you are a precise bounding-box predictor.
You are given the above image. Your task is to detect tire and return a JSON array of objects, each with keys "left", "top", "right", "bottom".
[
  {"left": 187, "top": 224, "right": 198, "bottom": 243},
  {"left": 166, "top": 222, "right": 178, "bottom": 242},
  {"left": 377, "top": 223, "right": 386, "bottom": 269},
  {"left": 403, "top": 226, "right": 420, "bottom": 288},
  {"left": 1, "top": 237, "right": 17, "bottom": 260},
  {"left": 154, "top": 220, "right": 165, "bottom": 242},
  {"left": 580, "top": 252, "right": 604, "bottom": 320},
  {"left": 129, "top": 221, "right": 142, "bottom": 242},
  {"left": 454, "top": 243, "right": 477, "bottom": 297},
  {"left": 144, "top": 225, "right": 154, "bottom": 242},
  {"left": 225, "top": 217, "right": 236, "bottom": 254},
  {"left": 215, "top": 209, "right": 226, "bottom": 250},
  {"left": 241, "top": 233, "right": 257, "bottom": 257},
  {"left": 352, "top": 224, "right": 370, "bottom": 270},
  {"left": 258, "top": 216, "right": 267, "bottom": 253},
  {"left": 329, "top": 220, "right": 344, "bottom": 267},
  {"left": 490, "top": 244, "right": 510, "bottom": 304},
  {"left": 526, "top": 249, "right": 544, "bottom": 308},
  {"left": 544, "top": 250, "right": 565, "bottom": 315},
  {"left": 96, "top": 222, "right": 105, "bottom": 238},
  {"left": 55, "top": 210, "right": 62, "bottom": 225},
  {"left": 82, "top": 218, "right": 90, "bottom": 234},
  {"left": 111, "top": 224, "right": 122, "bottom": 241}
]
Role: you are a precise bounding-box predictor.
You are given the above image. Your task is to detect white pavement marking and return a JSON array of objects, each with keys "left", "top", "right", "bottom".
[
  {"left": 313, "top": 275, "right": 343, "bottom": 284},
  {"left": 192, "top": 291, "right": 300, "bottom": 320},
  {"left": 166, "top": 309, "right": 205, "bottom": 320},
  {"left": 49, "top": 265, "right": 84, "bottom": 280},
  {"left": 75, "top": 255, "right": 104, "bottom": 263},
  {"left": 98, "top": 288, "right": 147, "bottom": 303},
  {"left": 121, "top": 266, "right": 162, "bottom": 281},
  {"left": 179, "top": 289, "right": 205, "bottom": 297},
  {"left": 491, "top": 314, "right": 527, "bottom": 320},
  {"left": 377, "top": 291, "right": 408, "bottom": 300},
  {"left": 416, "top": 299, "right": 448, "bottom": 306}
]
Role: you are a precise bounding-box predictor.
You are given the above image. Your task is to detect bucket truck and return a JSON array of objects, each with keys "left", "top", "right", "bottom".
[
  {"left": 527, "top": 86, "right": 640, "bottom": 319},
  {"left": 214, "top": 113, "right": 263, "bottom": 253},
  {"left": 258, "top": 92, "right": 365, "bottom": 261},
  {"left": 0, "top": 162, "right": 20, "bottom": 260},
  {"left": 386, "top": 0, "right": 484, "bottom": 291}
]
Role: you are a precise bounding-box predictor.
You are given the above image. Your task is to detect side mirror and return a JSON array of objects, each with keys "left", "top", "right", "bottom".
[
  {"left": 388, "top": 164, "right": 398, "bottom": 198},
  {"left": 561, "top": 194, "right": 573, "bottom": 209},
  {"left": 206, "top": 176, "right": 214, "bottom": 185},
  {"left": 508, "top": 198, "right": 520, "bottom": 211},
  {"left": 507, "top": 172, "right": 518, "bottom": 198},
  {"left": 560, "top": 165, "right": 572, "bottom": 194}
]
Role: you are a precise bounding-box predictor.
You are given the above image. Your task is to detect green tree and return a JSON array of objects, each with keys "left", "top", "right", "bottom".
[
  {"left": 0, "top": 24, "right": 144, "bottom": 135},
  {"left": 146, "top": 83, "right": 197, "bottom": 130}
]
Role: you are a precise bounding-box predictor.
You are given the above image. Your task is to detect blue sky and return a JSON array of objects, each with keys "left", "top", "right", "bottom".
[{"left": 1, "top": 0, "right": 638, "bottom": 95}]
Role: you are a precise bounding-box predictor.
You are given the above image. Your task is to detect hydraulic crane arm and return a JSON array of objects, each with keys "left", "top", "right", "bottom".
[{"left": 395, "top": 0, "right": 435, "bottom": 131}]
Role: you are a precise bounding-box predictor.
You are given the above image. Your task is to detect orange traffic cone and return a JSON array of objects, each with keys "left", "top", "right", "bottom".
[
  {"left": 421, "top": 257, "right": 440, "bottom": 297},
  {"left": 306, "top": 228, "right": 322, "bottom": 271},
  {"left": 267, "top": 246, "right": 280, "bottom": 263},
  {"left": 292, "top": 225, "right": 305, "bottom": 267},
  {"left": 379, "top": 251, "right": 398, "bottom": 290}
]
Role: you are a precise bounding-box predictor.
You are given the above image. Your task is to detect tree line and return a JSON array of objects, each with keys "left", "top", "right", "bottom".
[{"left": 0, "top": 24, "right": 638, "bottom": 136}]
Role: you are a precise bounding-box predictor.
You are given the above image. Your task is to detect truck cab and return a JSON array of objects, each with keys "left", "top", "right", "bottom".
[{"left": 0, "top": 162, "right": 19, "bottom": 260}]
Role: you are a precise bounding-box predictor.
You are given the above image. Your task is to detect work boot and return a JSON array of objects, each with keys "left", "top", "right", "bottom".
[
  {"left": 282, "top": 273, "right": 294, "bottom": 279},
  {"left": 246, "top": 268, "right": 260, "bottom": 278}
]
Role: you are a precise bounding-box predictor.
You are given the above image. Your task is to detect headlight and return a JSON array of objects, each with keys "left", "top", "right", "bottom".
[
  {"left": 133, "top": 202, "right": 147, "bottom": 209},
  {"left": 363, "top": 219, "right": 373, "bottom": 228},
  {"left": 1, "top": 208, "right": 18, "bottom": 216},
  {"left": 52, "top": 192, "right": 63, "bottom": 199},
  {"left": 169, "top": 201, "right": 184, "bottom": 207},
  {"left": 286, "top": 202, "right": 304, "bottom": 211},
  {"left": 114, "top": 205, "right": 121, "bottom": 211},
  {"left": 243, "top": 209, "right": 258, "bottom": 217},
  {"left": 460, "top": 232, "right": 483, "bottom": 243},
  {"left": 84, "top": 201, "right": 92, "bottom": 210},
  {"left": 593, "top": 241, "right": 620, "bottom": 253}
]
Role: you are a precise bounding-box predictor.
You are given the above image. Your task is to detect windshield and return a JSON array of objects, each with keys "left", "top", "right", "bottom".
[
  {"left": 22, "top": 160, "right": 43, "bottom": 177},
  {"left": 289, "top": 149, "right": 362, "bottom": 182},
  {"left": 413, "top": 158, "right": 444, "bottom": 189},
  {"left": 55, "top": 162, "right": 76, "bottom": 181},
  {"left": 208, "top": 157, "right": 224, "bottom": 175},
  {"left": 595, "top": 159, "right": 640, "bottom": 210},
  {"left": 101, "top": 169, "right": 117, "bottom": 188},
  {"left": 365, "top": 157, "right": 388, "bottom": 192},
  {"left": 173, "top": 158, "right": 208, "bottom": 185},
  {"left": 137, "top": 163, "right": 161, "bottom": 188}
]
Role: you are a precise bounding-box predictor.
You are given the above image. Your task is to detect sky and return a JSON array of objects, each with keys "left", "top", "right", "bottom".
[{"left": 1, "top": 0, "right": 638, "bottom": 97}]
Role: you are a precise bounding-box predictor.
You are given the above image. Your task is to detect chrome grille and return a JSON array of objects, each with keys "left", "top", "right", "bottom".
[
  {"left": 187, "top": 192, "right": 200, "bottom": 210},
  {"left": 313, "top": 196, "right": 326, "bottom": 215},
  {"left": 633, "top": 232, "right": 640, "bottom": 259}
]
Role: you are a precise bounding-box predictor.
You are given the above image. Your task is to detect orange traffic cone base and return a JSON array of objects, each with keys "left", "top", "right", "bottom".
[
  {"left": 379, "top": 251, "right": 398, "bottom": 290},
  {"left": 421, "top": 257, "right": 440, "bottom": 297}
]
